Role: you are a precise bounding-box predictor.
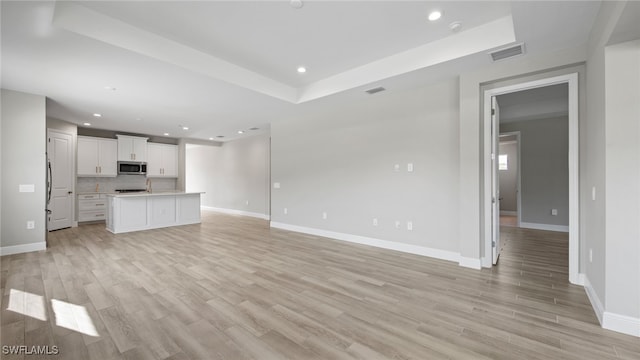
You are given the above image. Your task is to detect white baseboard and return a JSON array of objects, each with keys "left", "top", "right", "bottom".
[
  {"left": 270, "top": 221, "right": 469, "bottom": 266},
  {"left": 583, "top": 275, "right": 604, "bottom": 324},
  {"left": 0, "top": 242, "right": 47, "bottom": 256},
  {"left": 520, "top": 222, "right": 569, "bottom": 233},
  {"left": 201, "top": 206, "right": 270, "bottom": 221},
  {"left": 459, "top": 256, "right": 482, "bottom": 270},
  {"left": 603, "top": 312, "right": 640, "bottom": 337},
  {"left": 500, "top": 210, "right": 517, "bottom": 216}
]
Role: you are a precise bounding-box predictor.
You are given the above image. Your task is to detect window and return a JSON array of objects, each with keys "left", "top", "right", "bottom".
[{"left": 499, "top": 154, "right": 508, "bottom": 170}]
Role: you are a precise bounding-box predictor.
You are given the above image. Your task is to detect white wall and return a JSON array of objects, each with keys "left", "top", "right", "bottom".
[
  {"left": 186, "top": 134, "right": 270, "bottom": 218},
  {"left": 603, "top": 39, "right": 640, "bottom": 333},
  {"left": 1, "top": 89, "right": 47, "bottom": 254},
  {"left": 271, "top": 79, "right": 461, "bottom": 259}
]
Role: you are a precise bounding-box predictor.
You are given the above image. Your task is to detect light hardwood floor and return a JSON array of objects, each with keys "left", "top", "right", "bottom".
[{"left": 1, "top": 211, "right": 639, "bottom": 359}]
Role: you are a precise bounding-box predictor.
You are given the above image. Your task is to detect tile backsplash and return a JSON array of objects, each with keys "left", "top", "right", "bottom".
[{"left": 77, "top": 176, "right": 176, "bottom": 193}]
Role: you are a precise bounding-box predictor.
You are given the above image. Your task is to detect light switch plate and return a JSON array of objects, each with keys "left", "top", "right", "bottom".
[
  {"left": 273, "top": 182, "right": 281, "bottom": 189},
  {"left": 407, "top": 163, "right": 414, "bottom": 172},
  {"left": 19, "top": 184, "right": 35, "bottom": 193}
]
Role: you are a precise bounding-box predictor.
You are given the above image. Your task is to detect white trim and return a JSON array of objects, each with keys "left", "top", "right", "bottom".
[
  {"left": 0, "top": 242, "right": 47, "bottom": 256},
  {"left": 459, "top": 257, "right": 482, "bottom": 270},
  {"left": 584, "top": 275, "right": 604, "bottom": 325},
  {"left": 500, "top": 210, "right": 517, "bottom": 216},
  {"left": 519, "top": 222, "right": 569, "bottom": 233},
  {"left": 270, "top": 221, "right": 464, "bottom": 265},
  {"left": 202, "top": 206, "right": 270, "bottom": 221},
  {"left": 603, "top": 312, "right": 640, "bottom": 337},
  {"left": 576, "top": 272, "right": 586, "bottom": 286},
  {"left": 482, "top": 73, "right": 580, "bottom": 286},
  {"left": 584, "top": 275, "right": 640, "bottom": 337}
]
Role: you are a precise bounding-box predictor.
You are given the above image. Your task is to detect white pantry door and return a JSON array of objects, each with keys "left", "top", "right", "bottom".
[{"left": 48, "top": 129, "right": 73, "bottom": 231}]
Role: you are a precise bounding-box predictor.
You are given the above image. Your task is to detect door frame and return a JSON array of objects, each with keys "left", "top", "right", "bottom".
[
  {"left": 481, "top": 73, "right": 580, "bottom": 285},
  {"left": 499, "top": 131, "right": 522, "bottom": 228}
]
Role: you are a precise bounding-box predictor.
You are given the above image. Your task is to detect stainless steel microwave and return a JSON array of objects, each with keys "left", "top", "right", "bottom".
[{"left": 118, "top": 161, "right": 147, "bottom": 175}]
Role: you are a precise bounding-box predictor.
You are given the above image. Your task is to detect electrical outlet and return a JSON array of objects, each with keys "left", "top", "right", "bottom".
[
  {"left": 372, "top": 218, "right": 378, "bottom": 226},
  {"left": 322, "top": 212, "right": 327, "bottom": 220},
  {"left": 393, "top": 164, "right": 400, "bottom": 172},
  {"left": 592, "top": 186, "right": 596, "bottom": 201},
  {"left": 283, "top": 207, "right": 288, "bottom": 215},
  {"left": 274, "top": 182, "right": 281, "bottom": 189},
  {"left": 589, "top": 249, "right": 593, "bottom": 263},
  {"left": 395, "top": 220, "right": 401, "bottom": 229},
  {"left": 551, "top": 209, "right": 558, "bottom": 216},
  {"left": 26, "top": 221, "right": 35, "bottom": 229},
  {"left": 407, "top": 221, "right": 413, "bottom": 231},
  {"left": 407, "top": 163, "right": 414, "bottom": 172}
]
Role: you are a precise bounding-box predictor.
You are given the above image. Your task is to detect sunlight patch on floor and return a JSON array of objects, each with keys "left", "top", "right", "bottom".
[
  {"left": 7, "top": 288, "right": 47, "bottom": 321},
  {"left": 51, "top": 299, "right": 100, "bottom": 337}
]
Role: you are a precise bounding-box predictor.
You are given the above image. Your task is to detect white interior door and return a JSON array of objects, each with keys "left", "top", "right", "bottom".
[
  {"left": 491, "top": 97, "right": 501, "bottom": 264},
  {"left": 48, "top": 129, "right": 73, "bottom": 231}
]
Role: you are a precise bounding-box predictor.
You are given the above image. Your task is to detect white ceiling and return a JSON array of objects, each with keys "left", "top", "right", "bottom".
[{"left": 1, "top": 1, "right": 602, "bottom": 142}]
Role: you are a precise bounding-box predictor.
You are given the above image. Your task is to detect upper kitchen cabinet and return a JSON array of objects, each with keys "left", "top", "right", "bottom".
[
  {"left": 147, "top": 143, "right": 178, "bottom": 178},
  {"left": 77, "top": 136, "right": 118, "bottom": 177},
  {"left": 117, "top": 135, "right": 148, "bottom": 162}
]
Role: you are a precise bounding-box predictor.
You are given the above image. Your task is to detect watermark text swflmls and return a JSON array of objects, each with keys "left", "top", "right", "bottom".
[{"left": 2, "top": 345, "right": 59, "bottom": 355}]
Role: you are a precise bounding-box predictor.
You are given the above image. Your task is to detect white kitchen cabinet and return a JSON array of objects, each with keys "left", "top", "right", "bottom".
[
  {"left": 78, "top": 194, "right": 108, "bottom": 222},
  {"left": 117, "top": 135, "right": 148, "bottom": 162},
  {"left": 147, "top": 143, "right": 178, "bottom": 177},
  {"left": 77, "top": 136, "right": 118, "bottom": 177}
]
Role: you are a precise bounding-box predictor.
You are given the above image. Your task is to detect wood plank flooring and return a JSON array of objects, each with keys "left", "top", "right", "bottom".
[{"left": 1, "top": 211, "right": 639, "bottom": 359}]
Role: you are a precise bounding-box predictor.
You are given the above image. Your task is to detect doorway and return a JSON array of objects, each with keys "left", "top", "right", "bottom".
[
  {"left": 482, "top": 73, "right": 580, "bottom": 285},
  {"left": 498, "top": 132, "right": 520, "bottom": 228}
]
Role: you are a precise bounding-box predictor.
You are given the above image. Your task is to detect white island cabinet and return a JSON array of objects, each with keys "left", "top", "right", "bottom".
[{"left": 105, "top": 191, "right": 202, "bottom": 234}]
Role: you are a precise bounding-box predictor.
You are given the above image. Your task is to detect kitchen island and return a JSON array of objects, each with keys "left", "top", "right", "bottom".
[{"left": 105, "top": 191, "right": 202, "bottom": 234}]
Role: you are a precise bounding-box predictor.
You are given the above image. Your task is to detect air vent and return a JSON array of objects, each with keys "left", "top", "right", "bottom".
[
  {"left": 489, "top": 43, "right": 525, "bottom": 62},
  {"left": 365, "top": 86, "right": 386, "bottom": 95}
]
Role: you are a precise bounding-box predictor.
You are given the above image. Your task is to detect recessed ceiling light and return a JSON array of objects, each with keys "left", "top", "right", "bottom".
[
  {"left": 216, "top": 135, "right": 225, "bottom": 138},
  {"left": 103, "top": 86, "right": 116, "bottom": 91},
  {"left": 164, "top": 133, "right": 170, "bottom": 136},
  {"left": 428, "top": 11, "right": 442, "bottom": 21},
  {"left": 249, "top": 127, "right": 260, "bottom": 131},
  {"left": 237, "top": 130, "right": 244, "bottom": 134},
  {"left": 182, "top": 126, "right": 189, "bottom": 130},
  {"left": 209, "top": 137, "right": 214, "bottom": 140},
  {"left": 297, "top": 66, "right": 307, "bottom": 73},
  {"left": 449, "top": 21, "right": 462, "bottom": 32},
  {"left": 93, "top": 113, "right": 102, "bottom": 117},
  {"left": 83, "top": 122, "right": 91, "bottom": 126},
  {"left": 290, "top": 0, "right": 303, "bottom": 9}
]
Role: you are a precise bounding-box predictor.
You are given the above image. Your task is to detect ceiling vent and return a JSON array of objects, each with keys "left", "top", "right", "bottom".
[
  {"left": 489, "top": 43, "right": 525, "bottom": 62},
  {"left": 365, "top": 86, "right": 386, "bottom": 95}
]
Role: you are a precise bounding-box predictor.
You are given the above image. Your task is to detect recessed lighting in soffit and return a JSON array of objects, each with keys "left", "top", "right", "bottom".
[
  {"left": 428, "top": 11, "right": 442, "bottom": 21},
  {"left": 93, "top": 113, "right": 102, "bottom": 117},
  {"left": 290, "top": 0, "right": 303, "bottom": 9},
  {"left": 83, "top": 122, "right": 91, "bottom": 126},
  {"left": 297, "top": 66, "right": 307, "bottom": 74}
]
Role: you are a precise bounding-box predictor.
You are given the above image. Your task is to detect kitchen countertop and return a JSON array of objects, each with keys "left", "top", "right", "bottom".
[{"left": 105, "top": 191, "right": 203, "bottom": 198}]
